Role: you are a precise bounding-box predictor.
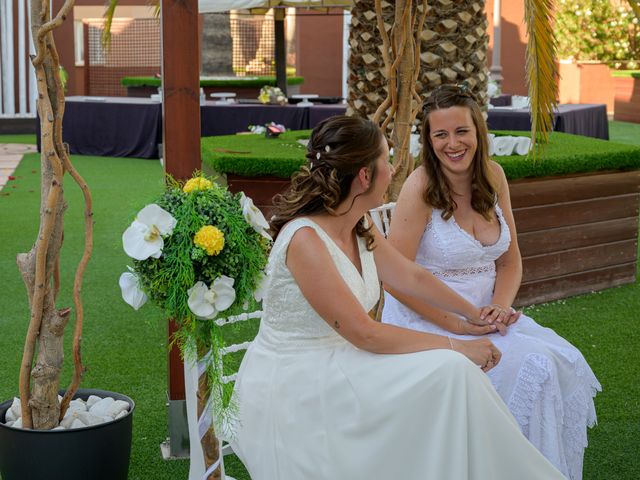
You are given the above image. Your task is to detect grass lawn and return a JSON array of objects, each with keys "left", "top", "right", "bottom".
[
  {"left": 609, "top": 121, "right": 640, "bottom": 145},
  {"left": 1, "top": 122, "right": 639, "bottom": 479},
  {"left": 0, "top": 134, "right": 37, "bottom": 144}
]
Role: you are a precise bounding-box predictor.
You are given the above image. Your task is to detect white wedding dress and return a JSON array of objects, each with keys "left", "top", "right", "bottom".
[
  {"left": 228, "top": 217, "right": 564, "bottom": 480},
  {"left": 382, "top": 205, "right": 601, "bottom": 480}
]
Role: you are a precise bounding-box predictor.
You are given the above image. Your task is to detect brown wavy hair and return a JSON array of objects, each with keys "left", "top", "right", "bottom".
[
  {"left": 421, "top": 84, "right": 497, "bottom": 221},
  {"left": 270, "top": 115, "right": 384, "bottom": 250}
]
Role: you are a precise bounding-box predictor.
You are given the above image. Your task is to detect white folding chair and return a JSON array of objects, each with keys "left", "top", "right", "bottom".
[
  {"left": 369, "top": 202, "right": 396, "bottom": 238},
  {"left": 185, "top": 310, "right": 263, "bottom": 480}
]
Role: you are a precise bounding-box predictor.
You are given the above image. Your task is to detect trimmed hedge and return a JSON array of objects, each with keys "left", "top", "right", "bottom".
[
  {"left": 494, "top": 131, "right": 640, "bottom": 180},
  {"left": 610, "top": 70, "right": 640, "bottom": 78},
  {"left": 202, "top": 130, "right": 311, "bottom": 178},
  {"left": 121, "top": 76, "right": 305, "bottom": 88},
  {"left": 201, "top": 130, "right": 640, "bottom": 180}
]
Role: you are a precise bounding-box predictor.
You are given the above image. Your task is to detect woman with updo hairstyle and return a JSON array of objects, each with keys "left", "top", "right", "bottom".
[
  {"left": 381, "top": 85, "right": 601, "bottom": 479},
  {"left": 229, "top": 115, "right": 564, "bottom": 480}
]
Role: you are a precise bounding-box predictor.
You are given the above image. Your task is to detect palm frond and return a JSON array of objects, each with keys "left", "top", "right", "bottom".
[
  {"left": 101, "top": 0, "right": 119, "bottom": 49},
  {"left": 524, "top": 0, "right": 558, "bottom": 162}
]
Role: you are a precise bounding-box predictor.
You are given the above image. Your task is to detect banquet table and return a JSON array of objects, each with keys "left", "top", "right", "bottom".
[
  {"left": 39, "top": 97, "right": 349, "bottom": 158},
  {"left": 486, "top": 103, "right": 609, "bottom": 140},
  {"left": 36, "top": 96, "right": 163, "bottom": 159},
  {"left": 40, "top": 97, "right": 609, "bottom": 159}
]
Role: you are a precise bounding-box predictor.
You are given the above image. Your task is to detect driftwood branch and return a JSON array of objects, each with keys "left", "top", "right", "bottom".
[{"left": 19, "top": 0, "right": 87, "bottom": 430}]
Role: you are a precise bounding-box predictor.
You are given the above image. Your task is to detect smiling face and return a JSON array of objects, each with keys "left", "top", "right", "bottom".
[{"left": 427, "top": 105, "right": 478, "bottom": 178}]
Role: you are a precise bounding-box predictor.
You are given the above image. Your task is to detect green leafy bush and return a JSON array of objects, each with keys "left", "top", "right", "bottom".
[{"left": 555, "top": 0, "right": 640, "bottom": 66}]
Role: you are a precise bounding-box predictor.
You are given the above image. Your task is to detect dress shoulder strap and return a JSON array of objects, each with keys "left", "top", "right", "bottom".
[{"left": 271, "top": 218, "right": 336, "bottom": 265}]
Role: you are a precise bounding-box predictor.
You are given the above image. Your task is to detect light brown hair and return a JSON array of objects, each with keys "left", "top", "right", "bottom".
[{"left": 421, "top": 84, "right": 496, "bottom": 221}]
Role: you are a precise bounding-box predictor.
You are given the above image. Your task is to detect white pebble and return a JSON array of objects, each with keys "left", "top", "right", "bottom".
[
  {"left": 76, "top": 411, "right": 104, "bottom": 427},
  {"left": 60, "top": 413, "right": 77, "bottom": 429},
  {"left": 13, "top": 418, "right": 22, "bottom": 428},
  {"left": 86, "top": 395, "right": 102, "bottom": 408},
  {"left": 106, "top": 400, "right": 129, "bottom": 418},
  {"left": 115, "top": 410, "right": 128, "bottom": 420},
  {"left": 70, "top": 419, "right": 85, "bottom": 429},
  {"left": 52, "top": 426, "right": 65, "bottom": 431},
  {"left": 89, "top": 397, "right": 115, "bottom": 417},
  {"left": 5, "top": 420, "right": 14, "bottom": 427},
  {"left": 5, "top": 408, "right": 17, "bottom": 423},
  {"left": 10, "top": 397, "right": 21, "bottom": 419},
  {"left": 68, "top": 399, "right": 87, "bottom": 412}
]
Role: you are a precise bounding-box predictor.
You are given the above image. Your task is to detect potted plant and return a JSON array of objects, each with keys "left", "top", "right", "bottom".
[
  {"left": 0, "top": 3, "right": 135, "bottom": 479},
  {"left": 118, "top": 174, "right": 270, "bottom": 478}
]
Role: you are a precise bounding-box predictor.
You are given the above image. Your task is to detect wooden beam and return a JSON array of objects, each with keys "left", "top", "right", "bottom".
[
  {"left": 161, "top": 0, "right": 201, "bottom": 181},
  {"left": 161, "top": 0, "right": 201, "bottom": 409},
  {"left": 274, "top": 8, "right": 287, "bottom": 95}
]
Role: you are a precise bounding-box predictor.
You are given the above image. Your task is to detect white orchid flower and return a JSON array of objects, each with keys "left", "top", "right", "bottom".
[
  {"left": 122, "top": 204, "right": 177, "bottom": 260},
  {"left": 253, "top": 271, "right": 268, "bottom": 303},
  {"left": 118, "top": 268, "right": 148, "bottom": 310},
  {"left": 187, "top": 276, "right": 236, "bottom": 320},
  {"left": 239, "top": 192, "right": 272, "bottom": 240}
]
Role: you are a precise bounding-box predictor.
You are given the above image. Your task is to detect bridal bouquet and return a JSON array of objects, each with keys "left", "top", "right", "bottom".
[{"left": 118, "top": 174, "right": 271, "bottom": 420}]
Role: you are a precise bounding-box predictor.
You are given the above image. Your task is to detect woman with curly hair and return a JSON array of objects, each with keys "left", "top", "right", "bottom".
[
  {"left": 382, "top": 85, "right": 600, "bottom": 479},
  {"left": 229, "top": 115, "right": 563, "bottom": 479}
]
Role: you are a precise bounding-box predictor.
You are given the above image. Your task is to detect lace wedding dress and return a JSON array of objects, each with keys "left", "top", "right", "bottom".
[
  {"left": 382, "top": 205, "right": 601, "bottom": 480},
  {"left": 228, "top": 217, "right": 564, "bottom": 480}
]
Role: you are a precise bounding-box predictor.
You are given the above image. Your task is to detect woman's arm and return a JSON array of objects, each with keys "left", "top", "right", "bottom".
[
  {"left": 489, "top": 162, "right": 523, "bottom": 315},
  {"left": 286, "top": 227, "right": 501, "bottom": 370},
  {"left": 383, "top": 168, "right": 498, "bottom": 335}
]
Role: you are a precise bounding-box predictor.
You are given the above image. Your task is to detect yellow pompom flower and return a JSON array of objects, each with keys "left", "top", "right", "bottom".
[
  {"left": 183, "top": 177, "right": 213, "bottom": 193},
  {"left": 194, "top": 226, "right": 225, "bottom": 256}
]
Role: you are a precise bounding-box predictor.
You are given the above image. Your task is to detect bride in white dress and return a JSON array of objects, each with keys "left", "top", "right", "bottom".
[
  {"left": 381, "top": 85, "right": 601, "bottom": 480},
  {"left": 229, "top": 115, "right": 564, "bottom": 479}
]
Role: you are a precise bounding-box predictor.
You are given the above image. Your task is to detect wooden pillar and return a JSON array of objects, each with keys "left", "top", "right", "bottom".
[
  {"left": 161, "top": 0, "right": 201, "bottom": 180},
  {"left": 489, "top": 0, "right": 503, "bottom": 87},
  {"left": 274, "top": 8, "right": 287, "bottom": 95},
  {"left": 161, "top": 0, "right": 201, "bottom": 456}
]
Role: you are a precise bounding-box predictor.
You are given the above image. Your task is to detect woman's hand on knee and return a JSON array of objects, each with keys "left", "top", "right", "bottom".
[{"left": 451, "top": 338, "right": 501, "bottom": 372}]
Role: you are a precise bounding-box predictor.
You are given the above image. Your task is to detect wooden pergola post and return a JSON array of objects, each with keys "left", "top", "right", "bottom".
[
  {"left": 274, "top": 8, "right": 287, "bottom": 95},
  {"left": 161, "top": 0, "right": 201, "bottom": 457}
]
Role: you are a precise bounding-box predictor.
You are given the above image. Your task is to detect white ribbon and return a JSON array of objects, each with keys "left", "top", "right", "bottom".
[{"left": 215, "top": 310, "right": 263, "bottom": 327}]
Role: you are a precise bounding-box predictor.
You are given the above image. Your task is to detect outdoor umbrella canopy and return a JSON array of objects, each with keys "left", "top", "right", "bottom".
[{"left": 198, "top": 0, "right": 351, "bottom": 12}]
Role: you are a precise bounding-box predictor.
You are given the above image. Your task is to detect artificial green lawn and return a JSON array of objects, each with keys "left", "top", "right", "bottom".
[
  {"left": 202, "top": 129, "right": 640, "bottom": 180},
  {"left": 1, "top": 121, "right": 639, "bottom": 478},
  {"left": 609, "top": 121, "right": 640, "bottom": 145},
  {"left": 0, "top": 134, "right": 37, "bottom": 144}
]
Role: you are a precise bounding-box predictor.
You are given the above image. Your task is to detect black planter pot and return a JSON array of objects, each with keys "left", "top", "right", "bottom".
[{"left": 0, "top": 388, "right": 135, "bottom": 480}]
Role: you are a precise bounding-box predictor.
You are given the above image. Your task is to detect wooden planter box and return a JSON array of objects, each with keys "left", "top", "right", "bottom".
[
  {"left": 226, "top": 174, "right": 290, "bottom": 218},
  {"left": 614, "top": 76, "right": 640, "bottom": 123},
  {"left": 224, "top": 171, "right": 640, "bottom": 306},
  {"left": 511, "top": 170, "right": 640, "bottom": 306}
]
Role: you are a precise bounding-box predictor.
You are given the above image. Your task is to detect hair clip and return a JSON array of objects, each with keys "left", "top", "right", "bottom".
[
  {"left": 309, "top": 162, "right": 314, "bottom": 169},
  {"left": 324, "top": 145, "right": 330, "bottom": 153},
  {"left": 316, "top": 152, "right": 321, "bottom": 160}
]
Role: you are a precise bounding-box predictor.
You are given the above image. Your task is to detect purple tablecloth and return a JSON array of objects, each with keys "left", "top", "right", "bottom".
[
  {"left": 40, "top": 98, "right": 608, "bottom": 159},
  {"left": 487, "top": 104, "right": 609, "bottom": 140},
  {"left": 40, "top": 98, "right": 349, "bottom": 158},
  {"left": 37, "top": 96, "right": 163, "bottom": 159}
]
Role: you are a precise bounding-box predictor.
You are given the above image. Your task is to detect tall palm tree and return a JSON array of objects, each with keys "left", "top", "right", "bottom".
[{"left": 348, "top": 0, "right": 558, "bottom": 196}]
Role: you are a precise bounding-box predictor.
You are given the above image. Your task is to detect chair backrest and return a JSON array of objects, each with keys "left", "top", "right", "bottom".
[{"left": 369, "top": 202, "right": 396, "bottom": 238}]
